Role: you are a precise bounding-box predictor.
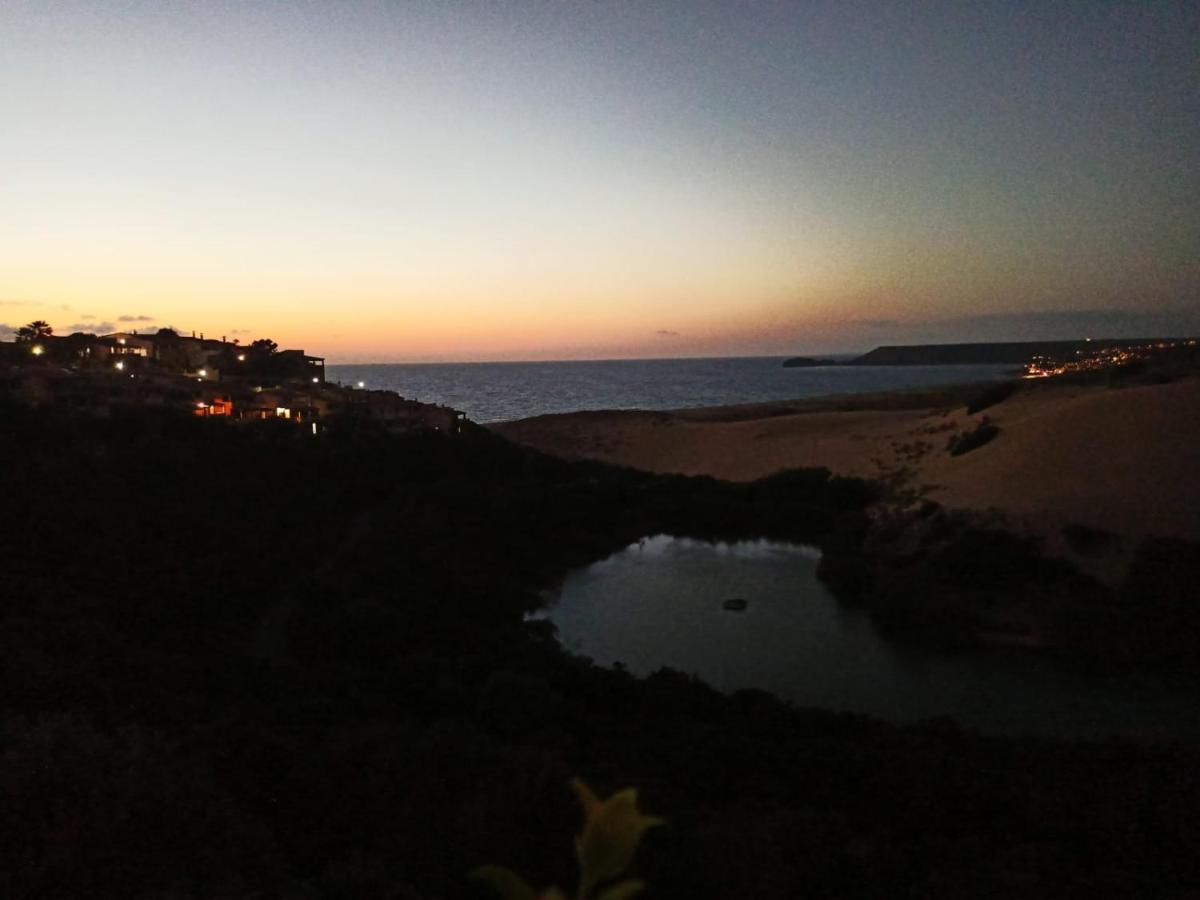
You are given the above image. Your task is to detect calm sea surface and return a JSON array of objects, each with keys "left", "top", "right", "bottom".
[
  {"left": 327, "top": 357, "right": 1013, "bottom": 423},
  {"left": 538, "top": 536, "right": 1200, "bottom": 742}
]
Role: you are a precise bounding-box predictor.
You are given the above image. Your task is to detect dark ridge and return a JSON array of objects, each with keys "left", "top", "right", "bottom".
[
  {"left": 781, "top": 356, "right": 840, "bottom": 368},
  {"left": 850, "top": 338, "right": 1174, "bottom": 365}
]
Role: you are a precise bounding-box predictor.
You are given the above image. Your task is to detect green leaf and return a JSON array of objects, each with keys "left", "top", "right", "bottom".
[
  {"left": 469, "top": 865, "right": 536, "bottom": 900},
  {"left": 573, "top": 783, "right": 664, "bottom": 895},
  {"left": 571, "top": 777, "right": 600, "bottom": 815}
]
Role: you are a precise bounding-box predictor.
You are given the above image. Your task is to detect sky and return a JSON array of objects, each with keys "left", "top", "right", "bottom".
[{"left": 1, "top": 1, "right": 1197, "bottom": 361}]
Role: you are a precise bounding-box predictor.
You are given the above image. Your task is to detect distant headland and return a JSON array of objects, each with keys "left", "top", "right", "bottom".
[
  {"left": 843, "top": 338, "right": 1178, "bottom": 366},
  {"left": 780, "top": 355, "right": 841, "bottom": 368}
]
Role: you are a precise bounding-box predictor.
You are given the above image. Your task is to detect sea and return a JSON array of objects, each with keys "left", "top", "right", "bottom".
[{"left": 326, "top": 357, "right": 1014, "bottom": 423}]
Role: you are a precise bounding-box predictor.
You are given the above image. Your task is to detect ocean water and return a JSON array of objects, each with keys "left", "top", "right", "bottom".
[{"left": 327, "top": 357, "right": 1013, "bottom": 423}]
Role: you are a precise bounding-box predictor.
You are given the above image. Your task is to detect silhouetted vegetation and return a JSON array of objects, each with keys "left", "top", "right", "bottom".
[
  {"left": 1091, "top": 538, "right": 1200, "bottom": 671},
  {"left": 2, "top": 394, "right": 1199, "bottom": 898},
  {"left": 964, "top": 379, "right": 1018, "bottom": 414},
  {"left": 250, "top": 337, "right": 279, "bottom": 354},
  {"left": 946, "top": 419, "right": 1000, "bottom": 456},
  {"left": 821, "top": 500, "right": 1200, "bottom": 679},
  {"left": 14, "top": 319, "right": 52, "bottom": 342},
  {"left": 1062, "top": 522, "right": 1122, "bottom": 557}
]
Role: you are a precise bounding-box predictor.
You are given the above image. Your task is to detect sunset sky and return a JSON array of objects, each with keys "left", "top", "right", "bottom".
[{"left": 2, "top": 1, "right": 1197, "bottom": 361}]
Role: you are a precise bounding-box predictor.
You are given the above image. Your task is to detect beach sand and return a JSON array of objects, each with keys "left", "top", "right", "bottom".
[{"left": 492, "top": 376, "right": 1200, "bottom": 547}]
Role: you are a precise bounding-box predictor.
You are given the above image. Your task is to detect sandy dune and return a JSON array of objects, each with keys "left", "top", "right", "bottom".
[{"left": 491, "top": 377, "right": 1200, "bottom": 543}]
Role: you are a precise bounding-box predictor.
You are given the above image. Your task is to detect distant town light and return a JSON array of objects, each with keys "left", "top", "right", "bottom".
[
  {"left": 30, "top": 344, "right": 44, "bottom": 356},
  {"left": 114, "top": 361, "right": 124, "bottom": 371}
]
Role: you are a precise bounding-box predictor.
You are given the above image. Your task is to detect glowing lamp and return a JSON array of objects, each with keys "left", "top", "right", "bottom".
[
  {"left": 114, "top": 361, "right": 124, "bottom": 371},
  {"left": 30, "top": 344, "right": 44, "bottom": 356},
  {"left": 199, "top": 369, "right": 207, "bottom": 377}
]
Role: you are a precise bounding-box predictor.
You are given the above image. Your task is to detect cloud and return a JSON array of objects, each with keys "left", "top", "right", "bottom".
[
  {"left": 0, "top": 301, "right": 38, "bottom": 308},
  {"left": 0, "top": 323, "right": 15, "bottom": 338},
  {"left": 230, "top": 328, "right": 252, "bottom": 334},
  {"left": 118, "top": 314, "right": 155, "bottom": 322},
  {"left": 81, "top": 314, "right": 96, "bottom": 320},
  {"left": 64, "top": 321, "right": 115, "bottom": 334},
  {"left": 654, "top": 329, "right": 680, "bottom": 337}
]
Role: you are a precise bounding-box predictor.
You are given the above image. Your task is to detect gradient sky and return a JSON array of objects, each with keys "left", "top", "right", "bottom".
[{"left": 2, "top": 1, "right": 1197, "bottom": 361}]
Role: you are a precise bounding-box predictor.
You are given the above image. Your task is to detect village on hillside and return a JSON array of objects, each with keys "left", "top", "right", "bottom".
[
  {"left": 0, "top": 321, "right": 465, "bottom": 434},
  {"left": 1022, "top": 337, "right": 1198, "bottom": 379}
]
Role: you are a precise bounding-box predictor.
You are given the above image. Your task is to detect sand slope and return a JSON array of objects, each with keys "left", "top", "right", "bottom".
[{"left": 491, "top": 377, "right": 1200, "bottom": 542}]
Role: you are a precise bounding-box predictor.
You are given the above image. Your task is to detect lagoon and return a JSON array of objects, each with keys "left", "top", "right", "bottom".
[{"left": 537, "top": 535, "right": 1200, "bottom": 742}]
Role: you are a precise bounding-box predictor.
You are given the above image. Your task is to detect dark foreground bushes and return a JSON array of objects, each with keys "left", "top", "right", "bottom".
[{"left": 2, "top": 397, "right": 1199, "bottom": 898}]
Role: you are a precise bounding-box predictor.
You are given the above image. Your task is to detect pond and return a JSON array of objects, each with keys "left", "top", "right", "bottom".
[{"left": 535, "top": 535, "right": 1200, "bottom": 742}]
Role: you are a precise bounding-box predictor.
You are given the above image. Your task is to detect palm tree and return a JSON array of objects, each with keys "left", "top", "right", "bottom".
[{"left": 15, "top": 320, "right": 53, "bottom": 343}]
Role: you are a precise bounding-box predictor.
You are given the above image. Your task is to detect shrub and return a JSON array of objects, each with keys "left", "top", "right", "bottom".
[
  {"left": 946, "top": 421, "right": 1000, "bottom": 456},
  {"left": 473, "top": 778, "right": 662, "bottom": 900},
  {"left": 1062, "top": 522, "right": 1121, "bottom": 557},
  {"left": 965, "top": 380, "right": 1018, "bottom": 414}
]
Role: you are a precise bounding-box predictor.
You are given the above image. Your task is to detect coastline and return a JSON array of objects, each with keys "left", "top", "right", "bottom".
[
  {"left": 494, "top": 371, "right": 1200, "bottom": 675},
  {"left": 5, "top": 361, "right": 1200, "bottom": 896},
  {"left": 491, "top": 374, "right": 1200, "bottom": 546}
]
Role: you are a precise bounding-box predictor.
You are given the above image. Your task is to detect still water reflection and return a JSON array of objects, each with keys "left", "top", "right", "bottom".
[{"left": 537, "top": 535, "right": 1200, "bottom": 742}]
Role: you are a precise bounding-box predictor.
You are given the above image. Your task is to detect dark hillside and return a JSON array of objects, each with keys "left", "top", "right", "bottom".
[
  {"left": 1, "top": 398, "right": 1197, "bottom": 898},
  {"left": 851, "top": 339, "right": 1167, "bottom": 365}
]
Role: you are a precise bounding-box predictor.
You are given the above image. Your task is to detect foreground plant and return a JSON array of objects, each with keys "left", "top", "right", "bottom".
[{"left": 472, "top": 778, "right": 663, "bottom": 900}]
